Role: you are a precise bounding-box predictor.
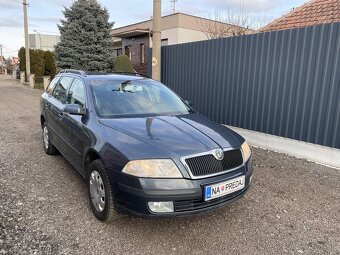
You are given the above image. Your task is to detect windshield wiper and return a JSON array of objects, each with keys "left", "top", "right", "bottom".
[
  {"left": 112, "top": 88, "right": 134, "bottom": 93},
  {"left": 112, "top": 80, "right": 134, "bottom": 93}
]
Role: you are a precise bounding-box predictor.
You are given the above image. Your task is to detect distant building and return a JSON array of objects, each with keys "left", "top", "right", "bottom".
[
  {"left": 111, "top": 12, "right": 250, "bottom": 74},
  {"left": 29, "top": 34, "right": 60, "bottom": 51},
  {"left": 260, "top": 0, "right": 340, "bottom": 32},
  {"left": 11, "top": 57, "right": 19, "bottom": 66}
]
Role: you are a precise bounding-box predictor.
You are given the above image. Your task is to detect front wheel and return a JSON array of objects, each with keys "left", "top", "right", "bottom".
[
  {"left": 88, "top": 160, "right": 119, "bottom": 222},
  {"left": 42, "top": 123, "right": 58, "bottom": 155}
]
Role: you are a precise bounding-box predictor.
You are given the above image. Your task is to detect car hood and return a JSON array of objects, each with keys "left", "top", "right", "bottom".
[{"left": 99, "top": 113, "right": 244, "bottom": 158}]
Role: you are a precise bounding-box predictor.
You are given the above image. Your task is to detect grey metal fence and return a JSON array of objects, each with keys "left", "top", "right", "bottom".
[{"left": 149, "top": 22, "right": 340, "bottom": 149}]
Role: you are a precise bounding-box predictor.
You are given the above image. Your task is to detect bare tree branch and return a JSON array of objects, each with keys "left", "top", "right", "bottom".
[{"left": 197, "top": 0, "right": 266, "bottom": 39}]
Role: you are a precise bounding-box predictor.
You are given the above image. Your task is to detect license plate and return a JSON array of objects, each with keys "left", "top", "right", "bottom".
[{"left": 204, "top": 176, "right": 245, "bottom": 201}]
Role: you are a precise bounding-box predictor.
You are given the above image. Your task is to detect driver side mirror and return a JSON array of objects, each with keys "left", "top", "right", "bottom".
[{"left": 63, "top": 104, "right": 87, "bottom": 116}]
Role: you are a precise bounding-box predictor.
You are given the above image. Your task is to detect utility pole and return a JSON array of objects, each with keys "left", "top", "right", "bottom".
[
  {"left": 152, "top": 0, "right": 161, "bottom": 81},
  {"left": 171, "top": 0, "right": 177, "bottom": 14},
  {"left": 23, "top": 0, "right": 31, "bottom": 82}
]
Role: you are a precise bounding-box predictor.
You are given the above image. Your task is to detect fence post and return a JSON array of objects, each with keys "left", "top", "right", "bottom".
[
  {"left": 29, "top": 74, "right": 35, "bottom": 88},
  {"left": 20, "top": 72, "right": 25, "bottom": 84},
  {"left": 43, "top": 76, "right": 51, "bottom": 91}
]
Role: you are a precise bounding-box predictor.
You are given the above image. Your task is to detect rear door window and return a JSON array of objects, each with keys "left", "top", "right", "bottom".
[
  {"left": 66, "top": 78, "right": 86, "bottom": 108},
  {"left": 52, "top": 76, "right": 74, "bottom": 103}
]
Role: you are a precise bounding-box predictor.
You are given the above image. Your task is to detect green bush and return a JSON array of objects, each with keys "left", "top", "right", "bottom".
[
  {"left": 113, "top": 55, "right": 134, "bottom": 73},
  {"left": 17, "top": 47, "right": 57, "bottom": 78},
  {"left": 30, "top": 49, "right": 45, "bottom": 76},
  {"left": 18, "top": 47, "right": 26, "bottom": 72},
  {"left": 44, "top": 51, "right": 56, "bottom": 78}
]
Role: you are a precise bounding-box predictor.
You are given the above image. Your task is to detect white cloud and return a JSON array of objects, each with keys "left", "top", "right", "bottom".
[
  {"left": 204, "top": 0, "right": 280, "bottom": 12},
  {"left": 0, "top": 26, "right": 24, "bottom": 57},
  {"left": 0, "top": 0, "right": 21, "bottom": 9},
  {"left": 227, "top": 0, "right": 278, "bottom": 11},
  {"left": 30, "top": 16, "right": 61, "bottom": 23},
  {"left": 0, "top": 18, "right": 23, "bottom": 28},
  {"left": 47, "top": 0, "right": 74, "bottom": 7}
]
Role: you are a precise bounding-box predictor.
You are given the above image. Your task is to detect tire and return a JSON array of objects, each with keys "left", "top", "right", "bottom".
[
  {"left": 42, "top": 123, "right": 58, "bottom": 155},
  {"left": 88, "top": 159, "right": 119, "bottom": 222}
]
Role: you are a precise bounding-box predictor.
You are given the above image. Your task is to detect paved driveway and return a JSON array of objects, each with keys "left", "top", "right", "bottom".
[{"left": 0, "top": 75, "right": 339, "bottom": 255}]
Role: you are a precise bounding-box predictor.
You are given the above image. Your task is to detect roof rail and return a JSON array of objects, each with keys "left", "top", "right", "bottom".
[
  {"left": 58, "top": 69, "right": 151, "bottom": 78},
  {"left": 58, "top": 69, "right": 87, "bottom": 76},
  {"left": 112, "top": 71, "right": 151, "bottom": 79}
]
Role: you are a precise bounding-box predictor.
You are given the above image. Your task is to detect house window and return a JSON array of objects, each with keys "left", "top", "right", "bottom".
[
  {"left": 125, "top": 46, "right": 131, "bottom": 60},
  {"left": 161, "top": 39, "right": 168, "bottom": 46},
  {"left": 113, "top": 48, "right": 122, "bottom": 58},
  {"left": 140, "top": 44, "right": 145, "bottom": 64}
]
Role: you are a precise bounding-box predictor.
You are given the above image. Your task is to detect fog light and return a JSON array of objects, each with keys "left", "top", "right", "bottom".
[
  {"left": 249, "top": 175, "right": 253, "bottom": 184},
  {"left": 148, "top": 201, "right": 174, "bottom": 213}
]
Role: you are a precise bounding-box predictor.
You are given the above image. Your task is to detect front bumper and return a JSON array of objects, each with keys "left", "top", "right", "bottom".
[{"left": 109, "top": 157, "right": 253, "bottom": 218}]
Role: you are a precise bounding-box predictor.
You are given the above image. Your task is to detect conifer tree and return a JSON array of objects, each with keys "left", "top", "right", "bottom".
[{"left": 55, "top": 0, "right": 115, "bottom": 71}]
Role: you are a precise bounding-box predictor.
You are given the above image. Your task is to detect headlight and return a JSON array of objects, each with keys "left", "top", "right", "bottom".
[
  {"left": 241, "top": 141, "right": 251, "bottom": 163},
  {"left": 122, "top": 159, "right": 182, "bottom": 178}
]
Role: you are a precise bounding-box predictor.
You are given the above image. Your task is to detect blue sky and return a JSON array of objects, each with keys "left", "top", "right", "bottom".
[{"left": 0, "top": 0, "right": 308, "bottom": 57}]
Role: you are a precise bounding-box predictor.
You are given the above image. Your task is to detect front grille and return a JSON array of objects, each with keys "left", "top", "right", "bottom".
[{"left": 184, "top": 149, "right": 243, "bottom": 177}]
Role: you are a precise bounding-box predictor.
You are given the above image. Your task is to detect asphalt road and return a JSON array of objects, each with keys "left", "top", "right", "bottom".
[{"left": 0, "top": 75, "right": 339, "bottom": 255}]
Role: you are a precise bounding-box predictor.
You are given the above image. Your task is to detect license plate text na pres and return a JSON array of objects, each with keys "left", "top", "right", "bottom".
[{"left": 204, "top": 176, "right": 245, "bottom": 201}]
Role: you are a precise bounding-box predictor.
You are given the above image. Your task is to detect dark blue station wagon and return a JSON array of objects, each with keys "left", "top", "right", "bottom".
[{"left": 40, "top": 70, "right": 253, "bottom": 221}]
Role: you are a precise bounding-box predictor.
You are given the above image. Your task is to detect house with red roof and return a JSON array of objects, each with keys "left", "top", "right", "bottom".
[{"left": 260, "top": 0, "right": 340, "bottom": 32}]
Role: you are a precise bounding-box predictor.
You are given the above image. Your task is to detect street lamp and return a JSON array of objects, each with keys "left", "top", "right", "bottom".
[{"left": 33, "top": 29, "right": 42, "bottom": 50}]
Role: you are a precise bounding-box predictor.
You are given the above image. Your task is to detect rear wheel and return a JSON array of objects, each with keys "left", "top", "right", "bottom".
[
  {"left": 42, "top": 123, "right": 58, "bottom": 155},
  {"left": 88, "top": 160, "right": 119, "bottom": 222}
]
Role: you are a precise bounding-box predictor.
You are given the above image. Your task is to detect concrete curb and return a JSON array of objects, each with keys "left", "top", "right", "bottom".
[{"left": 226, "top": 125, "right": 340, "bottom": 170}]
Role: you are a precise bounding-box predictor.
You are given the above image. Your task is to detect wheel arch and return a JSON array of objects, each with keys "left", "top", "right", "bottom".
[
  {"left": 40, "top": 115, "right": 45, "bottom": 128},
  {"left": 84, "top": 149, "right": 103, "bottom": 177}
]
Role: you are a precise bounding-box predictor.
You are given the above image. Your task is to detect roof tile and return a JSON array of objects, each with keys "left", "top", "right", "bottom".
[{"left": 260, "top": 0, "right": 340, "bottom": 32}]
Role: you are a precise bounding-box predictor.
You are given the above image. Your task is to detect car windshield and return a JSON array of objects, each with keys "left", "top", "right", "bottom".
[{"left": 90, "top": 78, "right": 190, "bottom": 117}]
